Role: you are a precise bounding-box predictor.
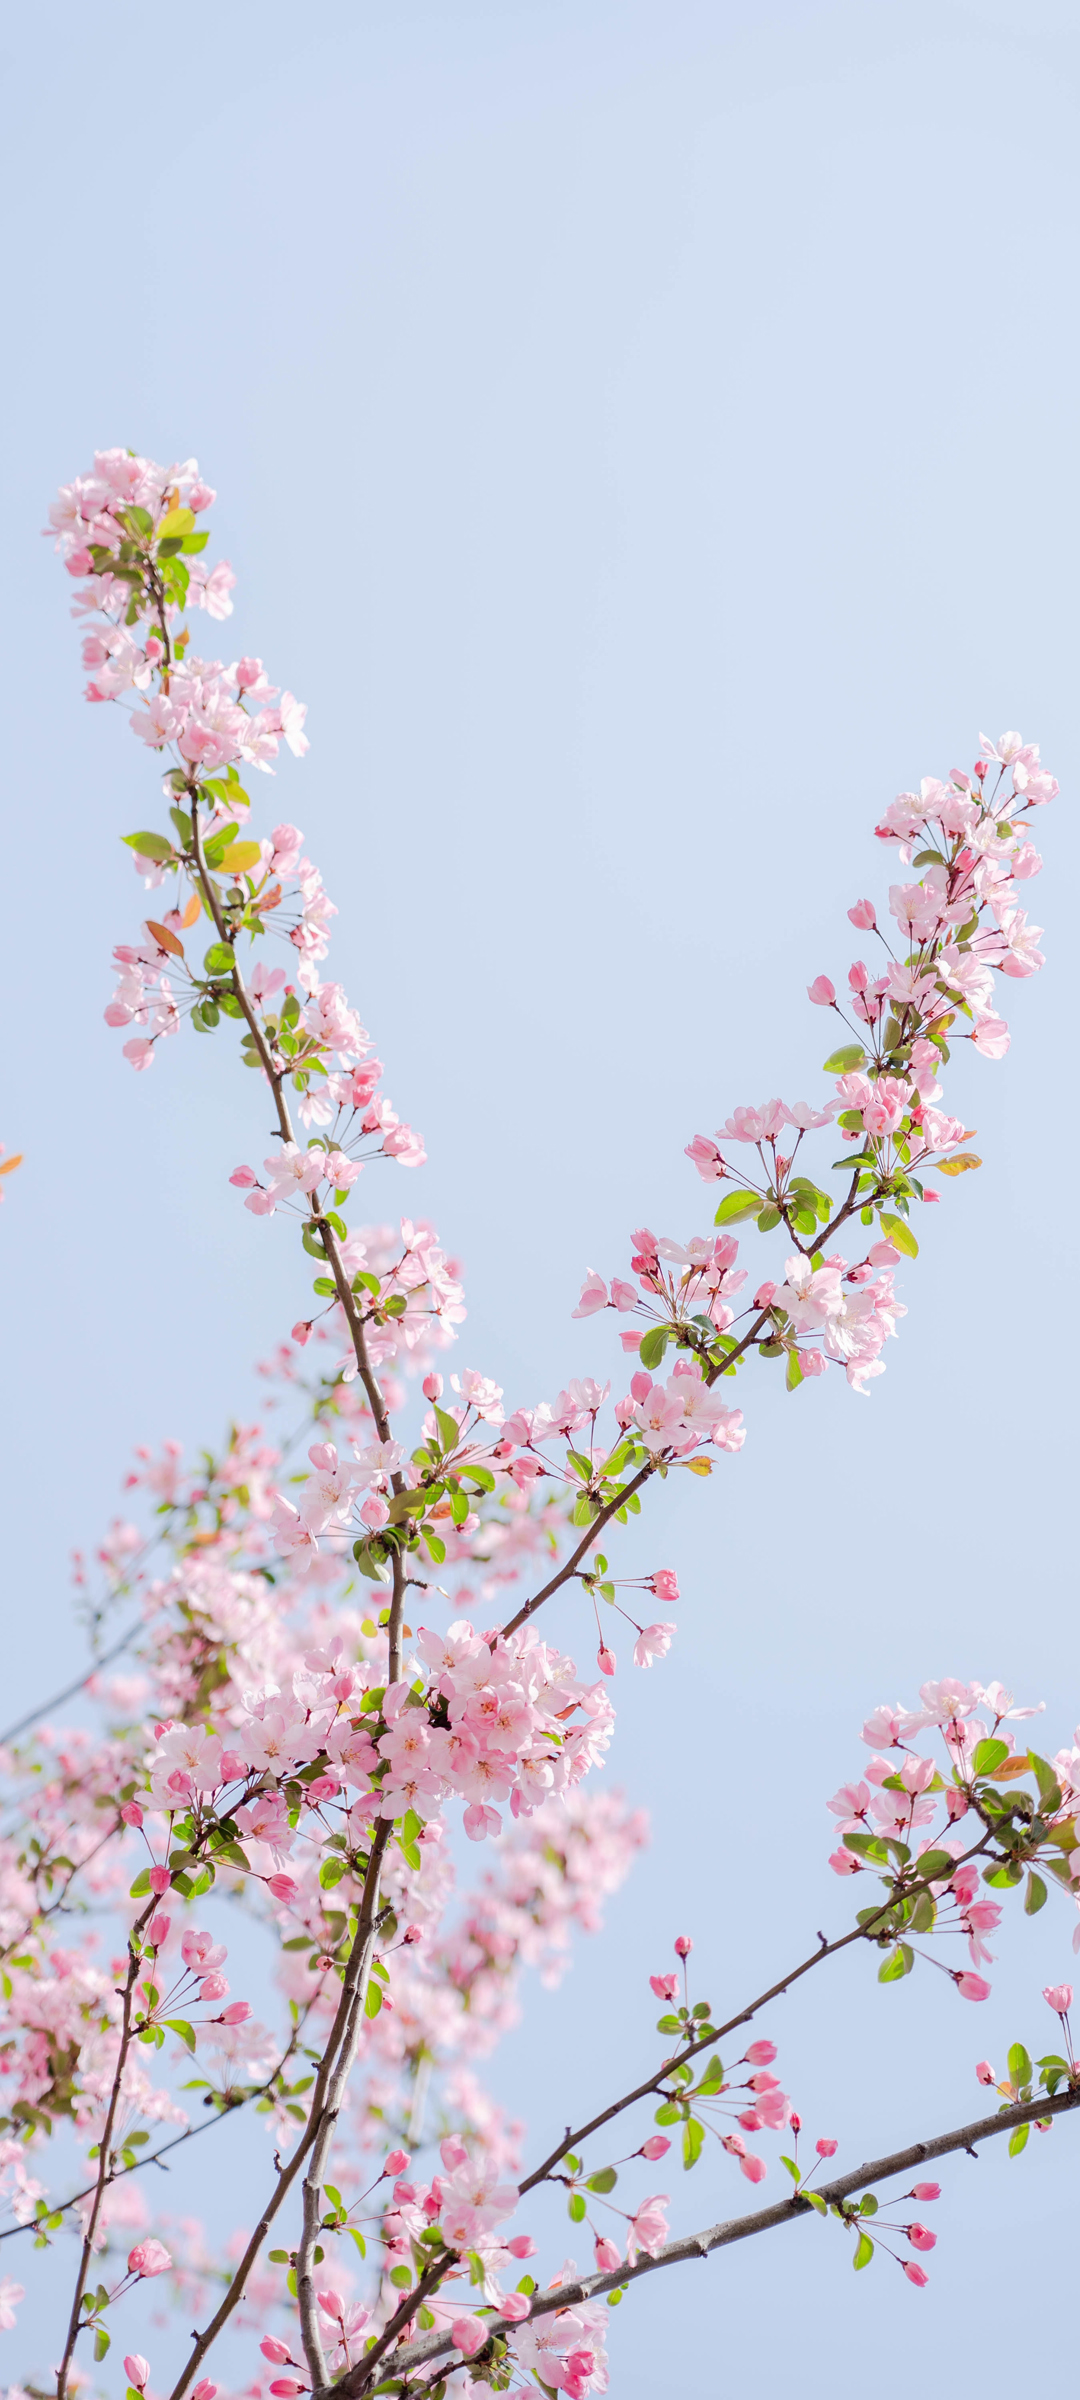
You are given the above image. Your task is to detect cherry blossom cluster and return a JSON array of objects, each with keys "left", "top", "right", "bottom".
[
  {"left": 579, "top": 733, "right": 1056, "bottom": 1403},
  {"left": 826, "top": 1677, "right": 1080, "bottom": 1995}
]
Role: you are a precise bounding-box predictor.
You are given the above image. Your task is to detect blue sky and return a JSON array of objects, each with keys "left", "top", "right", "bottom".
[{"left": 3, "top": 1, "right": 1079, "bottom": 2387}]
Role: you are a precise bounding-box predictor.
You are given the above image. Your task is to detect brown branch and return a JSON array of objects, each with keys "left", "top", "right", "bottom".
[
  {"left": 165, "top": 1821, "right": 392, "bottom": 2400},
  {"left": 521, "top": 1824, "right": 995, "bottom": 2191},
  {"left": 55, "top": 1898, "right": 156, "bottom": 2396},
  {"left": 330, "top": 2086, "right": 1080, "bottom": 2396}
]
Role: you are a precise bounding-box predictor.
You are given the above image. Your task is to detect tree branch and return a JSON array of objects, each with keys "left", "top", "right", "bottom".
[{"left": 329, "top": 2086, "right": 1080, "bottom": 2396}]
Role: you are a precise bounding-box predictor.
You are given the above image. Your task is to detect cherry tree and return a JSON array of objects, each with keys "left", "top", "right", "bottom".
[{"left": 2, "top": 445, "right": 1077, "bottom": 2400}]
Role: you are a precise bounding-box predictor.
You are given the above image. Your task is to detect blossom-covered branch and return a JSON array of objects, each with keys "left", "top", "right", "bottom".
[{"left": 2, "top": 444, "right": 1063, "bottom": 2397}]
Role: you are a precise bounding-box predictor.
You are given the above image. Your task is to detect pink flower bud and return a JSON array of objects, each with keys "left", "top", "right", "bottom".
[
  {"left": 673, "top": 1934, "right": 692, "bottom": 1958},
  {"left": 753, "top": 1282, "right": 778, "bottom": 1309},
  {"left": 807, "top": 975, "right": 836, "bottom": 1006},
  {"left": 505, "top": 2234, "right": 537, "bottom": 2258},
  {"left": 384, "top": 2149, "right": 411, "bottom": 2176},
  {"left": 260, "top": 2337, "right": 292, "bottom": 2363},
  {"left": 269, "top": 2382, "right": 306, "bottom": 2396},
  {"left": 1043, "top": 1983, "right": 1074, "bottom": 2014},
  {"left": 501, "top": 2289, "right": 533, "bottom": 2320},
  {"left": 267, "top": 1874, "right": 299, "bottom": 1903},
  {"left": 744, "top": 2040, "right": 777, "bottom": 2066},
  {"left": 907, "top": 2224, "right": 936, "bottom": 2252},
  {"left": 219, "top": 2001, "right": 251, "bottom": 2025},
  {"left": 650, "top": 1974, "right": 678, "bottom": 2001},
  {"left": 640, "top": 2135, "right": 671, "bottom": 2161},
  {"left": 124, "top": 2358, "right": 150, "bottom": 2391},
  {"left": 956, "top": 1973, "right": 991, "bottom": 2002},
  {"left": 452, "top": 2314, "right": 487, "bottom": 2359},
  {"left": 815, "top": 2138, "right": 838, "bottom": 2158},
  {"left": 649, "top": 1569, "right": 680, "bottom": 1603},
  {"left": 228, "top": 1164, "right": 257, "bottom": 1186},
  {"left": 597, "top": 1645, "right": 616, "bottom": 1677},
  {"left": 291, "top": 1320, "right": 312, "bottom": 1347},
  {"left": 593, "top": 2236, "right": 622, "bottom": 2272},
  {"left": 903, "top": 2261, "right": 929, "bottom": 2287},
  {"left": 848, "top": 898, "right": 876, "bottom": 930},
  {"left": 198, "top": 1973, "right": 229, "bottom": 2002},
  {"left": 148, "top": 1914, "right": 171, "bottom": 1947},
  {"left": 911, "top": 2183, "right": 940, "bottom": 2202},
  {"left": 128, "top": 2238, "right": 172, "bottom": 2278},
  {"left": 423, "top": 1372, "right": 443, "bottom": 1401},
  {"left": 629, "top": 1370, "right": 654, "bottom": 1402},
  {"left": 148, "top": 1866, "right": 171, "bottom": 1896},
  {"left": 121, "top": 1801, "right": 144, "bottom": 1828},
  {"left": 192, "top": 2383, "right": 217, "bottom": 2400},
  {"left": 975, "top": 2060, "right": 996, "bottom": 2085}
]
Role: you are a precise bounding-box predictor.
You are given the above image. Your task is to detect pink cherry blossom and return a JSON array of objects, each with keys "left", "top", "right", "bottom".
[{"left": 128, "top": 2238, "right": 172, "bottom": 2277}]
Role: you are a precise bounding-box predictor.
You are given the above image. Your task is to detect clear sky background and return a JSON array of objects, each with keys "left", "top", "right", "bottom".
[{"left": 3, "top": 0, "right": 1079, "bottom": 2388}]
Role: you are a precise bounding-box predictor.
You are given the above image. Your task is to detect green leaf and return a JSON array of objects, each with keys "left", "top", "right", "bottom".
[
  {"left": 1008, "top": 2043, "right": 1033, "bottom": 2089},
  {"left": 914, "top": 1849, "right": 955, "bottom": 1881},
  {"left": 319, "top": 1858, "right": 345, "bottom": 1889},
  {"left": 972, "top": 1737, "right": 1010, "bottom": 1778},
  {"left": 157, "top": 505, "right": 197, "bottom": 540},
  {"left": 364, "top": 1980, "right": 382, "bottom": 2018},
  {"left": 203, "top": 941, "right": 235, "bottom": 975},
  {"left": 165, "top": 2019, "right": 196, "bottom": 2054},
  {"left": 756, "top": 1206, "right": 781, "bottom": 1231},
  {"left": 803, "top": 2189, "right": 827, "bottom": 2213},
  {"left": 853, "top": 2230, "right": 874, "bottom": 2270},
  {"left": 880, "top": 1211, "right": 918, "bottom": 1258},
  {"left": 656, "top": 2013, "right": 683, "bottom": 2034},
  {"left": 215, "top": 1841, "right": 250, "bottom": 1871},
  {"left": 859, "top": 2193, "right": 878, "bottom": 2216},
  {"left": 713, "top": 1188, "right": 762, "bottom": 1225},
  {"left": 1008, "top": 2122, "right": 1029, "bottom": 2158},
  {"left": 587, "top": 2167, "right": 618, "bottom": 2194},
  {"left": 1028, "top": 1752, "right": 1064, "bottom": 1811},
  {"left": 568, "top": 2192, "right": 586, "bottom": 2222},
  {"left": 219, "top": 840, "right": 262, "bottom": 874},
  {"left": 1024, "top": 1871, "right": 1048, "bottom": 1916},
  {"left": 779, "top": 2155, "right": 800, "bottom": 2183},
  {"left": 94, "top": 2329, "right": 111, "bottom": 2363},
  {"left": 423, "top": 1531, "right": 447, "bottom": 1565},
  {"left": 877, "top": 1943, "right": 913, "bottom": 1984},
  {"left": 654, "top": 2102, "right": 680, "bottom": 2125},
  {"left": 638, "top": 1326, "right": 670, "bottom": 1370},
  {"left": 349, "top": 2226, "right": 367, "bottom": 2257},
  {"left": 434, "top": 1405, "right": 461, "bottom": 1453},
  {"left": 823, "top": 1044, "right": 868, "bottom": 1073},
  {"left": 785, "top": 1349, "right": 803, "bottom": 1392},
  {"left": 128, "top": 1868, "right": 151, "bottom": 1897},
  {"left": 122, "top": 830, "right": 174, "bottom": 861},
  {"left": 682, "top": 2117, "right": 704, "bottom": 2169}
]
